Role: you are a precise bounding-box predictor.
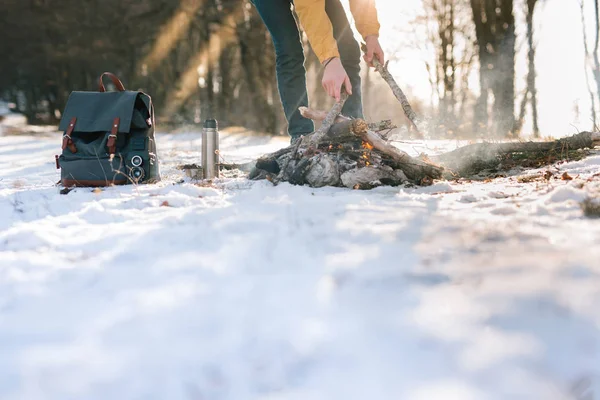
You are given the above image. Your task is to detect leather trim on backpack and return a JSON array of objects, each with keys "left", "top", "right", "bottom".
[
  {"left": 62, "top": 117, "right": 77, "bottom": 153},
  {"left": 98, "top": 72, "right": 126, "bottom": 92},
  {"left": 106, "top": 117, "right": 120, "bottom": 155},
  {"left": 62, "top": 178, "right": 128, "bottom": 187}
]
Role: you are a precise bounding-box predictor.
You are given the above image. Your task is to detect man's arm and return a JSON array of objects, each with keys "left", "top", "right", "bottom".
[
  {"left": 348, "top": 0, "right": 381, "bottom": 40},
  {"left": 349, "top": 0, "right": 383, "bottom": 66},
  {"left": 294, "top": 0, "right": 383, "bottom": 100},
  {"left": 294, "top": 0, "right": 353, "bottom": 101},
  {"left": 294, "top": 0, "right": 340, "bottom": 64}
]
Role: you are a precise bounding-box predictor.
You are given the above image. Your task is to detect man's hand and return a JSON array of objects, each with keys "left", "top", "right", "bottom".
[
  {"left": 364, "top": 35, "right": 385, "bottom": 67},
  {"left": 322, "top": 57, "right": 352, "bottom": 102}
]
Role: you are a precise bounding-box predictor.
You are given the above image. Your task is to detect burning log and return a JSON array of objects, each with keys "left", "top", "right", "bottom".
[
  {"left": 249, "top": 102, "right": 444, "bottom": 188},
  {"left": 298, "top": 107, "right": 443, "bottom": 183}
]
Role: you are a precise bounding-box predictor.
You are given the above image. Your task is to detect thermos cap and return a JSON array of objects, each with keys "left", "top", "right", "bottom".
[{"left": 204, "top": 119, "right": 218, "bottom": 129}]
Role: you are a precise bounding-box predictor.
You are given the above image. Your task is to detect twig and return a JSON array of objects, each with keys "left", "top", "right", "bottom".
[
  {"left": 298, "top": 107, "right": 350, "bottom": 123},
  {"left": 361, "top": 43, "right": 425, "bottom": 138},
  {"left": 308, "top": 93, "right": 349, "bottom": 146}
]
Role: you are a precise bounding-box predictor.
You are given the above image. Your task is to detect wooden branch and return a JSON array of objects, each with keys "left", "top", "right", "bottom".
[
  {"left": 299, "top": 107, "right": 349, "bottom": 124},
  {"left": 357, "top": 128, "right": 443, "bottom": 183},
  {"left": 300, "top": 106, "right": 396, "bottom": 133},
  {"left": 254, "top": 145, "right": 293, "bottom": 175},
  {"left": 255, "top": 119, "right": 359, "bottom": 171},
  {"left": 323, "top": 118, "right": 443, "bottom": 182},
  {"left": 306, "top": 115, "right": 443, "bottom": 183},
  {"left": 433, "top": 131, "right": 600, "bottom": 176},
  {"left": 322, "top": 117, "right": 443, "bottom": 182},
  {"left": 323, "top": 119, "right": 365, "bottom": 143},
  {"left": 361, "top": 43, "right": 425, "bottom": 137},
  {"left": 308, "top": 92, "right": 348, "bottom": 146}
]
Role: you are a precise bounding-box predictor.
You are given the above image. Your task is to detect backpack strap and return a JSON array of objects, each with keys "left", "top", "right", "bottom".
[
  {"left": 62, "top": 117, "right": 77, "bottom": 153},
  {"left": 106, "top": 117, "right": 120, "bottom": 155},
  {"left": 98, "top": 72, "right": 125, "bottom": 92}
]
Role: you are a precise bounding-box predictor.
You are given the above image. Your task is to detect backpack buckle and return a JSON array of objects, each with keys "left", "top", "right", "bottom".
[
  {"left": 106, "top": 117, "right": 121, "bottom": 155},
  {"left": 62, "top": 117, "right": 78, "bottom": 153}
]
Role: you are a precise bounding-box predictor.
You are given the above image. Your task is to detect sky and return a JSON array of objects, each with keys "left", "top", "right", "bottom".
[{"left": 344, "top": 0, "right": 599, "bottom": 137}]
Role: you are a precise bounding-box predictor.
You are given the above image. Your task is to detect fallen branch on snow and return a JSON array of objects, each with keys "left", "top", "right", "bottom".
[{"left": 433, "top": 131, "right": 600, "bottom": 177}]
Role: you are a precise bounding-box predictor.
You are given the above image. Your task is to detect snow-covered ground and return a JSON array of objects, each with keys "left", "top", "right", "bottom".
[
  {"left": 1, "top": 129, "right": 600, "bottom": 400},
  {"left": 0, "top": 103, "right": 53, "bottom": 136}
]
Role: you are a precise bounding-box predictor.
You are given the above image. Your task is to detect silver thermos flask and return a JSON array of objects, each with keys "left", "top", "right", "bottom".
[{"left": 202, "top": 118, "right": 219, "bottom": 179}]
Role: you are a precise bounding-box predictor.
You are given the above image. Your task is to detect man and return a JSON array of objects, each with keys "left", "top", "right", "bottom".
[{"left": 251, "top": 0, "right": 384, "bottom": 143}]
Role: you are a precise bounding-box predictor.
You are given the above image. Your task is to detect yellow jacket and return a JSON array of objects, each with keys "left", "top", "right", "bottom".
[{"left": 294, "top": 0, "right": 380, "bottom": 64}]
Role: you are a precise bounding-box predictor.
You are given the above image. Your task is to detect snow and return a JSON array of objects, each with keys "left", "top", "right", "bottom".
[
  {"left": 0, "top": 103, "right": 27, "bottom": 136},
  {"left": 0, "top": 102, "right": 55, "bottom": 137},
  {"left": 1, "top": 129, "right": 600, "bottom": 400}
]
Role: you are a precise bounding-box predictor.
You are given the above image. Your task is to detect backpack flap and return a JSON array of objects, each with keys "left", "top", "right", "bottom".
[{"left": 59, "top": 91, "right": 144, "bottom": 134}]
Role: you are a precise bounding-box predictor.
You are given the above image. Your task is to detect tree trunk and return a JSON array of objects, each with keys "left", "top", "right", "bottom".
[
  {"left": 494, "top": 0, "right": 516, "bottom": 138},
  {"left": 470, "top": 0, "right": 490, "bottom": 134},
  {"left": 470, "top": 0, "right": 516, "bottom": 138},
  {"left": 581, "top": 0, "right": 599, "bottom": 129},
  {"left": 238, "top": 19, "right": 277, "bottom": 134},
  {"left": 527, "top": 0, "right": 540, "bottom": 137},
  {"left": 593, "top": 0, "right": 600, "bottom": 110},
  {"left": 514, "top": 88, "right": 529, "bottom": 135},
  {"left": 437, "top": 0, "right": 457, "bottom": 132}
]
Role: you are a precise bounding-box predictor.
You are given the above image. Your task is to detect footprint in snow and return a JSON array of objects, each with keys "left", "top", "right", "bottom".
[
  {"left": 458, "top": 194, "right": 478, "bottom": 203},
  {"left": 490, "top": 206, "right": 518, "bottom": 215},
  {"left": 488, "top": 191, "right": 510, "bottom": 199}
]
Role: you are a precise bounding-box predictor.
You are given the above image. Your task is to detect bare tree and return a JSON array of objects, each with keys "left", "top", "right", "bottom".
[
  {"left": 593, "top": 0, "right": 600, "bottom": 108},
  {"left": 470, "top": 0, "right": 516, "bottom": 138},
  {"left": 514, "top": 0, "right": 540, "bottom": 137},
  {"left": 415, "top": 0, "right": 476, "bottom": 137},
  {"left": 581, "top": 0, "right": 599, "bottom": 128}
]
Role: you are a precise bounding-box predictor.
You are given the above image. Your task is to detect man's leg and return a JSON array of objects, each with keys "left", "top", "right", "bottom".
[
  {"left": 252, "top": 0, "right": 314, "bottom": 141},
  {"left": 325, "top": 0, "right": 364, "bottom": 119}
]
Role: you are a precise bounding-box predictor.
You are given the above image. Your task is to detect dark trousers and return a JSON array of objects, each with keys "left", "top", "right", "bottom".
[{"left": 251, "top": 0, "right": 363, "bottom": 140}]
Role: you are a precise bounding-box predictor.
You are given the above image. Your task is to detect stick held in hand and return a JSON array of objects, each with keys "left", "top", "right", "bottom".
[
  {"left": 308, "top": 92, "right": 349, "bottom": 146},
  {"left": 361, "top": 43, "right": 425, "bottom": 138}
]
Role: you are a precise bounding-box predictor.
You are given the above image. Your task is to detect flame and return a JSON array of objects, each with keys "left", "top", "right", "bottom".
[{"left": 361, "top": 141, "right": 372, "bottom": 167}]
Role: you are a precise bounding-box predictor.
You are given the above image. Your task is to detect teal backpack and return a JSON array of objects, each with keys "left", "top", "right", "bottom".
[{"left": 56, "top": 72, "right": 160, "bottom": 187}]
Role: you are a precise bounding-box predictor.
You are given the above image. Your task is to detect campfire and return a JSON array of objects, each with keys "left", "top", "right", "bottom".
[
  {"left": 227, "top": 56, "right": 600, "bottom": 189},
  {"left": 246, "top": 98, "right": 600, "bottom": 189},
  {"left": 248, "top": 99, "right": 444, "bottom": 189}
]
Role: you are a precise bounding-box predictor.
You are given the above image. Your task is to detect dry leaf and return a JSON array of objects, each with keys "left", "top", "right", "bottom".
[
  {"left": 420, "top": 176, "right": 433, "bottom": 186},
  {"left": 160, "top": 201, "right": 170, "bottom": 207},
  {"left": 561, "top": 172, "right": 573, "bottom": 180}
]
